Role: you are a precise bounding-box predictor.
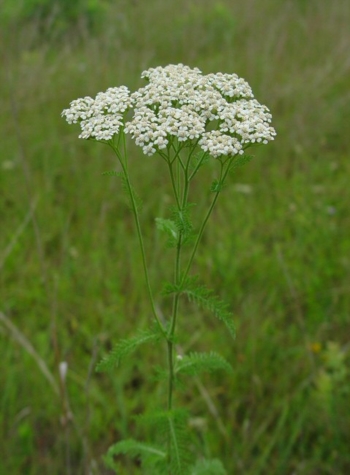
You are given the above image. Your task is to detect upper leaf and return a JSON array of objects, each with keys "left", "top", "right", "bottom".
[
  {"left": 190, "top": 458, "right": 227, "bottom": 475},
  {"left": 189, "top": 151, "right": 210, "bottom": 174},
  {"left": 104, "top": 438, "right": 166, "bottom": 472},
  {"left": 102, "top": 170, "right": 120, "bottom": 176},
  {"left": 175, "top": 351, "right": 233, "bottom": 377},
  {"left": 182, "top": 277, "right": 235, "bottom": 337},
  {"left": 155, "top": 217, "right": 178, "bottom": 247},
  {"left": 96, "top": 325, "right": 162, "bottom": 372},
  {"left": 171, "top": 204, "right": 195, "bottom": 244},
  {"left": 229, "top": 153, "right": 253, "bottom": 171}
]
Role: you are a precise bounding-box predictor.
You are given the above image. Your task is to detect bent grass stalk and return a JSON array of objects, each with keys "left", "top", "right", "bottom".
[{"left": 62, "top": 64, "right": 276, "bottom": 474}]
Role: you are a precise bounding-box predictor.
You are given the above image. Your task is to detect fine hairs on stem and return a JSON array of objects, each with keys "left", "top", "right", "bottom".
[{"left": 62, "top": 63, "right": 276, "bottom": 474}]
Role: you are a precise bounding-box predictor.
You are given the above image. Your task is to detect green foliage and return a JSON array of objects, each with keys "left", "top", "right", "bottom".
[
  {"left": 104, "top": 169, "right": 143, "bottom": 212},
  {"left": 181, "top": 278, "right": 236, "bottom": 337},
  {"left": 171, "top": 204, "right": 195, "bottom": 244},
  {"left": 190, "top": 458, "right": 227, "bottom": 475},
  {"left": 101, "top": 170, "right": 119, "bottom": 176},
  {"left": 155, "top": 409, "right": 194, "bottom": 475},
  {"left": 117, "top": 409, "right": 194, "bottom": 475},
  {"left": 189, "top": 151, "right": 210, "bottom": 173},
  {"left": 229, "top": 153, "right": 253, "bottom": 170},
  {"left": 175, "top": 351, "right": 233, "bottom": 377},
  {"left": 155, "top": 217, "right": 178, "bottom": 247},
  {"left": 104, "top": 438, "right": 166, "bottom": 472},
  {"left": 96, "top": 326, "right": 161, "bottom": 372},
  {"left": 210, "top": 178, "right": 225, "bottom": 193}
]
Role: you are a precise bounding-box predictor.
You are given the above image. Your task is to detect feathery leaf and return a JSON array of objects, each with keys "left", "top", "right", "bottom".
[
  {"left": 138, "top": 409, "right": 194, "bottom": 475},
  {"left": 182, "top": 277, "right": 235, "bottom": 337},
  {"left": 190, "top": 458, "right": 227, "bottom": 475},
  {"left": 189, "top": 151, "right": 210, "bottom": 173},
  {"left": 166, "top": 410, "right": 193, "bottom": 475},
  {"left": 155, "top": 217, "right": 178, "bottom": 247},
  {"left": 96, "top": 326, "right": 161, "bottom": 372},
  {"left": 171, "top": 204, "right": 195, "bottom": 244},
  {"left": 104, "top": 438, "right": 166, "bottom": 471},
  {"left": 210, "top": 179, "right": 225, "bottom": 193},
  {"left": 103, "top": 169, "right": 142, "bottom": 211},
  {"left": 176, "top": 352, "right": 233, "bottom": 377},
  {"left": 102, "top": 170, "right": 120, "bottom": 176},
  {"left": 229, "top": 153, "right": 253, "bottom": 171}
]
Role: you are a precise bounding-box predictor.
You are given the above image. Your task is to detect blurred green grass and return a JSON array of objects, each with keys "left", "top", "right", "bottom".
[{"left": 1, "top": 0, "right": 350, "bottom": 473}]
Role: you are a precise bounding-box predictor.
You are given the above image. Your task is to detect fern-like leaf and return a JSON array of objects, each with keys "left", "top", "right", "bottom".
[
  {"left": 103, "top": 169, "right": 142, "bottom": 211},
  {"left": 138, "top": 409, "right": 193, "bottom": 475},
  {"left": 167, "top": 410, "right": 193, "bottom": 475},
  {"left": 155, "top": 217, "right": 178, "bottom": 247},
  {"left": 210, "top": 179, "right": 225, "bottom": 193},
  {"left": 229, "top": 153, "right": 253, "bottom": 171},
  {"left": 102, "top": 170, "right": 120, "bottom": 176},
  {"left": 104, "top": 438, "right": 166, "bottom": 471},
  {"left": 176, "top": 351, "right": 233, "bottom": 377},
  {"left": 171, "top": 204, "right": 195, "bottom": 244},
  {"left": 96, "top": 326, "right": 161, "bottom": 372},
  {"left": 190, "top": 458, "right": 227, "bottom": 475},
  {"left": 182, "top": 278, "right": 235, "bottom": 337},
  {"left": 189, "top": 151, "right": 210, "bottom": 173}
]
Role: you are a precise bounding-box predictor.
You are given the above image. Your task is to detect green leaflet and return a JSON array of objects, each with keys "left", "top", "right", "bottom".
[
  {"left": 229, "top": 153, "right": 253, "bottom": 171},
  {"left": 96, "top": 326, "right": 161, "bottom": 372},
  {"left": 189, "top": 151, "right": 210, "bottom": 173},
  {"left": 190, "top": 458, "right": 227, "bottom": 475},
  {"left": 155, "top": 217, "right": 178, "bottom": 247},
  {"left": 102, "top": 170, "right": 120, "bottom": 176},
  {"left": 175, "top": 351, "right": 233, "bottom": 377},
  {"left": 164, "top": 410, "right": 193, "bottom": 475},
  {"left": 103, "top": 169, "right": 142, "bottom": 211},
  {"left": 104, "top": 438, "right": 166, "bottom": 472},
  {"left": 137, "top": 409, "right": 194, "bottom": 475},
  {"left": 182, "top": 278, "right": 236, "bottom": 338},
  {"left": 210, "top": 179, "right": 225, "bottom": 193},
  {"left": 171, "top": 204, "right": 195, "bottom": 244}
]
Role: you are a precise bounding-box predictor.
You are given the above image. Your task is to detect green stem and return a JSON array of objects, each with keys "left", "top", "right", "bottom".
[
  {"left": 181, "top": 156, "right": 233, "bottom": 287},
  {"left": 109, "top": 139, "right": 166, "bottom": 338}
]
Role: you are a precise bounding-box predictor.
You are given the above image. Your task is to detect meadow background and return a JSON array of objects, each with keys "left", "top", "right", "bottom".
[{"left": 1, "top": 0, "right": 350, "bottom": 474}]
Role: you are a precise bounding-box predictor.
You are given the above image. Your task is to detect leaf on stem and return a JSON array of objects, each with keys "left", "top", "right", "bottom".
[
  {"left": 104, "top": 438, "right": 166, "bottom": 471},
  {"left": 229, "top": 153, "right": 253, "bottom": 171},
  {"left": 138, "top": 409, "right": 194, "bottom": 475},
  {"left": 103, "top": 169, "right": 143, "bottom": 211},
  {"left": 96, "top": 326, "right": 162, "bottom": 372},
  {"left": 171, "top": 204, "right": 195, "bottom": 244},
  {"left": 102, "top": 170, "right": 120, "bottom": 176},
  {"left": 190, "top": 458, "right": 227, "bottom": 475},
  {"left": 189, "top": 151, "right": 210, "bottom": 173},
  {"left": 175, "top": 351, "right": 233, "bottom": 377},
  {"left": 210, "top": 179, "right": 225, "bottom": 193},
  {"left": 155, "top": 217, "right": 178, "bottom": 247},
  {"left": 182, "top": 278, "right": 235, "bottom": 337}
]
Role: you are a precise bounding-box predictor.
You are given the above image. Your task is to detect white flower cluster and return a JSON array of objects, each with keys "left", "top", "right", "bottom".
[
  {"left": 62, "top": 64, "right": 276, "bottom": 157},
  {"left": 62, "top": 86, "right": 131, "bottom": 140}
]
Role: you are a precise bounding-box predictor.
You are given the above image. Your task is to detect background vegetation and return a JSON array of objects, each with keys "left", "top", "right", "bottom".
[{"left": 1, "top": 0, "right": 349, "bottom": 473}]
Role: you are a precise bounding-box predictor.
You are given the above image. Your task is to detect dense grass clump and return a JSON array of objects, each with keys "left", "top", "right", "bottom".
[{"left": 1, "top": 1, "right": 350, "bottom": 474}]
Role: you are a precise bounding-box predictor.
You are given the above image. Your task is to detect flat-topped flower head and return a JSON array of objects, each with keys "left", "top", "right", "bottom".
[
  {"left": 62, "top": 64, "right": 276, "bottom": 156},
  {"left": 62, "top": 86, "right": 132, "bottom": 140}
]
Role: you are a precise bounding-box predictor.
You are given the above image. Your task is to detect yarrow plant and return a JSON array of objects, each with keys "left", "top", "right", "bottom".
[{"left": 62, "top": 64, "right": 276, "bottom": 474}]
